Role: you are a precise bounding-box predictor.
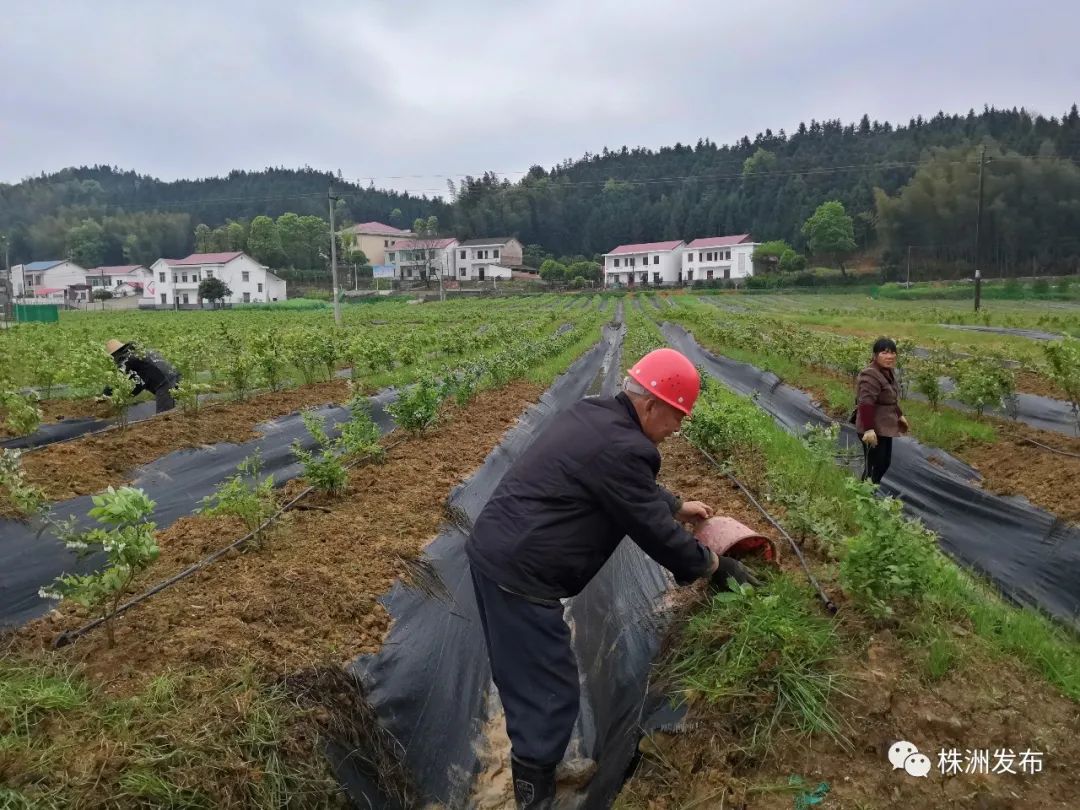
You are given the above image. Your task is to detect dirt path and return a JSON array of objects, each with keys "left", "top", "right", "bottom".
[
  {"left": 621, "top": 437, "right": 1080, "bottom": 810},
  {"left": 12, "top": 380, "right": 545, "bottom": 695}
]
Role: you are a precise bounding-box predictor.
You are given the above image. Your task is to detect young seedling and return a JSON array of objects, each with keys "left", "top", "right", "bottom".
[
  {"left": 39, "top": 486, "right": 159, "bottom": 647},
  {"left": 198, "top": 450, "right": 277, "bottom": 543}
]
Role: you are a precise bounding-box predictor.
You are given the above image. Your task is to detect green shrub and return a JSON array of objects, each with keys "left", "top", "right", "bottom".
[{"left": 40, "top": 487, "right": 159, "bottom": 647}]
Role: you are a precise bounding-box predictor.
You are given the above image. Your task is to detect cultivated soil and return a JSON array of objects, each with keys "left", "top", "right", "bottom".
[
  {"left": 12, "top": 380, "right": 353, "bottom": 504},
  {"left": 621, "top": 437, "right": 1080, "bottom": 810},
  {"left": 10, "top": 380, "right": 545, "bottom": 694}
]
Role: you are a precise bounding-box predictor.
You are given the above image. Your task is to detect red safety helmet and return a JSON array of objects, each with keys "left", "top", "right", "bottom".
[{"left": 628, "top": 348, "right": 700, "bottom": 415}]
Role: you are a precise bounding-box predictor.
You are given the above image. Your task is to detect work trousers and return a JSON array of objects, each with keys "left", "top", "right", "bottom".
[
  {"left": 470, "top": 564, "right": 579, "bottom": 768},
  {"left": 862, "top": 435, "right": 893, "bottom": 484}
]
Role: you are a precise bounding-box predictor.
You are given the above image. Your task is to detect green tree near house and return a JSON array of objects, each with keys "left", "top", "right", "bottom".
[
  {"left": 67, "top": 219, "right": 107, "bottom": 267},
  {"left": 194, "top": 223, "right": 214, "bottom": 252},
  {"left": 802, "top": 201, "right": 857, "bottom": 277},
  {"left": 247, "top": 215, "right": 284, "bottom": 266},
  {"left": 539, "top": 259, "right": 567, "bottom": 283},
  {"left": 198, "top": 276, "right": 232, "bottom": 307},
  {"left": 752, "top": 240, "right": 793, "bottom": 274}
]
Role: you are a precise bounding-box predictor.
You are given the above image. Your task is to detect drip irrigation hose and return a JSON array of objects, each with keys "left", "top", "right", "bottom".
[
  {"left": 1020, "top": 436, "right": 1080, "bottom": 459},
  {"left": 52, "top": 438, "right": 406, "bottom": 649},
  {"left": 690, "top": 442, "right": 838, "bottom": 615}
]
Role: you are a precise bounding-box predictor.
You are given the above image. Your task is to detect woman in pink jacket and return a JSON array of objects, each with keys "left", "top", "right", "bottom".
[{"left": 855, "top": 337, "right": 910, "bottom": 484}]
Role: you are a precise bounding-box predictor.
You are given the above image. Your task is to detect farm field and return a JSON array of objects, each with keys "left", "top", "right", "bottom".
[{"left": 2, "top": 291, "right": 1079, "bottom": 809}]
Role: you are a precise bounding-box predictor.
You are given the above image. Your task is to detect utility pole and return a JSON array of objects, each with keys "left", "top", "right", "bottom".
[
  {"left": 906, "top": 245, "right": 912, "bottom": 287},
  {"left": 974, "top": 144, "right": 987, "bottom": 313},
  {"left": 328, "top": 186, "right": 341, "bottom": 325}
]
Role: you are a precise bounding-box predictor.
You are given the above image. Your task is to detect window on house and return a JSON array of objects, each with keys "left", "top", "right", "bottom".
[
  {"left": 387, "top": 253, "right": 395, "bottom": 262},
  {"left": 707, "top": 270, "right": 714, "bottom": 280},
  {"left": 687, "top": 253, "right": 693, "bottom": 262},
  {"left": 494, "top": 249, "right": 500, "bottom": 259},
  {"left": 629, "top": 258, "right": 635, "bottom": 267},
  {"left": 653, "top": 255, "right": 659, "bottom": 265},
  {"left": 182, "top": 293, "right": 190, "bottom": 304},
  {"left": 385, "top": 240, "right": 390, "bottom": 247},
  {"left": 639, "top": 273, "right": 647, "bottom": 283},
  {"left": 173, "top": 275, "right": 177, "bottom": 283},
  {"left": 159, "top": 272, "right": 165, "bottom": 282},
  {"left": 653, "top": 272, "right": 661, "bottom": 283},
  {"left": 724, "top": 268, "right": 731, "bottom": 279},
  {"left": 258, "top": 283, "right": 263, "bottom": 292},
  {"left": 460, "top": 269, "right": 467, "bottom": 277},
  {"left": 725, "top": 250, "right": 731, "bottom": 260},
  {"left": 181, "top": 273, "right": 188, "bottom": 283},
  {"left": 242, "top": 271, "right": 250, "bottom": 282},
  {"left": 243, "top": 292, "right": 251, "bottom": 303},
  {"left": 192, "top": 272, "right": 199, "bottom": 282},
  {"left": 687, "top": 270, "right": 694, "bottom": 281},
  {"left": 160, "top": 293, "right": 167, "bottom": 304},
  {"left": 614, "top": 258, "right": 620, "bottom": 268},
  {"left": 460, "top": 250, "right": 466, "bottom": 259},
  {"left": 205, "top": 269, "right": 213, "bottom": 278}
]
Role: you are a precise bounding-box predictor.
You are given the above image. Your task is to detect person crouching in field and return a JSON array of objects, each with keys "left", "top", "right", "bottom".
[
  {"left": 855, "top": 337, "right": 909, "bottom": 484},
  {"left": 104, "top": 339, "right": 182, "bottom": 414}
]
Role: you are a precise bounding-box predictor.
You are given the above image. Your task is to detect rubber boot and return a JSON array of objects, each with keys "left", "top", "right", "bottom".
[{"left": 511, "top": 756, "right": 556, "bottom": 809}]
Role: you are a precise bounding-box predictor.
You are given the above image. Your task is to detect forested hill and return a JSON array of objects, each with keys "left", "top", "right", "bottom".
[
  {"left": 3, "top": 105, "right": 1080, "bottom": 271},
  {"left": 449, "top": 105, "right": 1080, "bottom": 264},
  {"left": 0, "top": 167, "right": 441, "bottom": 266}
]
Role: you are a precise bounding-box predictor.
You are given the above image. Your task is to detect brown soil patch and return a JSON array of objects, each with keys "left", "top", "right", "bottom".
[
  {"left": 15, "top": 380, "right": 352, "bottom": 504},
  {"left": 10, "top": 380, "right": 544, "bottom": 695},
  {"left": 622, "top": 438, "right": 1080, "bottom": 810},
  {"left": 956, "top": 422, "right": 1080, "bottom": 524},
  {"left": 1014, "top": 369, "right": 1070, "bottom": 401}
]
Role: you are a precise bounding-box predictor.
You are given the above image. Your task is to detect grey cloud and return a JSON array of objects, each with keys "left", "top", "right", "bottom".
[{"left": 1, "top": 0, "right": 1077, "bottom": 194}]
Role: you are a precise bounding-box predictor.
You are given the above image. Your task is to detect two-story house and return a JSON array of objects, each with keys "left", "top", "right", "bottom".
[
  {"left": 602, "top": 241, "right": 685, "bottom": 287},
  {"left": 85, "top": 265, "right": 152, "bottom": 296},
  {"left": 144, "top": 252, "right": 286, "bottom": 307},
  {"left": 454, "top": 238, "right": 524, "bottom": 281},
  {"left": 343, "top": 221, "right": 415, "bottom": 266},
  {"left": 384, "top": 238, "right": 460, "bottom": 281},
  {"left": 10, "top": 260, "right": 89, "bottom": 299},
  {"left": 682, "top": 235, "right": 757, "bottom": 282}
]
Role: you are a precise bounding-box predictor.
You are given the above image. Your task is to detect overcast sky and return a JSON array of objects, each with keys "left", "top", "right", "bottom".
[{"left": 3, "top": 0, "right": 1078, "bottom": 196}]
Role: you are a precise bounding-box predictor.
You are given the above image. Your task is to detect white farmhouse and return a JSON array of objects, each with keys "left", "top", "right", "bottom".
[
  {"left": 10, "top": 260, "right": 89, "bottom": 299},
  {"left": 85, "top": 265, "right": 152, "bottom": 297},
  {"left": 454, "top": 238, "right": 524, "bottom": 281},
  {"left": 602, "top": 240, "right": 685, "bottom": 287},
  {"left": 384, "top": 238, "right": 459, "bottom": 281},
  {"left": 682, "top": 234, "right": 757, "bottom": 282},
  {"left": 144, "top": 252, "right": 287, "bottom": 307}
]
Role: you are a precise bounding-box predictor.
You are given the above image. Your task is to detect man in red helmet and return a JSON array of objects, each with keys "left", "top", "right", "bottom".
[{"left": 467, "top": 348, "right": 757, "bottom": 809}]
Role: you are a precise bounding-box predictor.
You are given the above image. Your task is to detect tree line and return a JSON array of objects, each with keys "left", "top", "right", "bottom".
[{"left": 3, "top": 105, "right": 1080, "bottom": 277}]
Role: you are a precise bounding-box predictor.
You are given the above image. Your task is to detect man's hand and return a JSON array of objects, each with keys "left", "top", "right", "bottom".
[
  {"left": 676, "top": 500, "right": 713, "bottom": 525},
  {"left": 861, "top": 429, "right": 878, "bottom": 448},
  {"left": 898, "top": 416, "right": 910, "bottom": 434}
]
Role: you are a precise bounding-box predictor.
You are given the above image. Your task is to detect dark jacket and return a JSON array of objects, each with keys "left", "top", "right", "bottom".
[
  {"left": 109, "top": 343, "right": 180, "bottom": 396},
  {"left": 855, "top": 364, "right": 903, "bottom": 437},
  {"left": 466, "top": 393, "right": 713, "bottom": 601}
]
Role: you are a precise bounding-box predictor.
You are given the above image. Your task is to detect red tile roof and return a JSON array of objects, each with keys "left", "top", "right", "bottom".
[
  {"left": 606, "top": 240, "right": 684, "bottom": 256},
  {"left": 351, "top": 221, "right": 414, "bottom": 236},
  {"left": 685, "top": 234, "right": 753, "bottom": 248},
  {"left": 171, "top": 252, "right": 245, "bottom": 266},
  {"left": 387, "top": 238, "right": 458, "bottom": 251}
]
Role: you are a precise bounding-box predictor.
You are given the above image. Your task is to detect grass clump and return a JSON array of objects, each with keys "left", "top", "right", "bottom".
[
  {"left": 668, "top": 577, "right": 845, "bottom": 757},
  {"left": 0, "top": 659, "right": 342, "bottom": 808}
]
